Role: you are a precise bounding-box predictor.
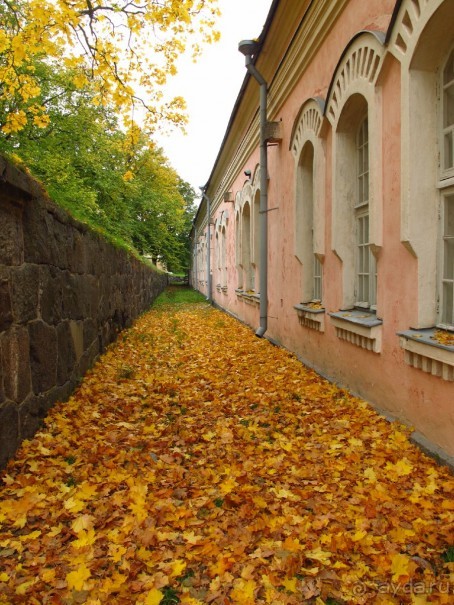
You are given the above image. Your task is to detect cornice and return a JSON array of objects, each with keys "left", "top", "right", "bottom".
[
  {"left": 269, "top": 0, "right": 350, "bottom": 120},
  {"left": 203, "top": 0, "right": 351, "bottom": 221}
]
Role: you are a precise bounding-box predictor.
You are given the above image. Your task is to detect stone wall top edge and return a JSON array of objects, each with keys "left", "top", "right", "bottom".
[
  {"left": 0, "top": 156, "right": 46, "bottom": 202},
  {"left": 0, "top": 155, "right": 161, "bottom": 276}
]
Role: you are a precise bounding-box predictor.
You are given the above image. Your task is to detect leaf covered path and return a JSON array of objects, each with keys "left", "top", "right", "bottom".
[{"left": 0, "top": 293, "right": 453, "bottom": 604}]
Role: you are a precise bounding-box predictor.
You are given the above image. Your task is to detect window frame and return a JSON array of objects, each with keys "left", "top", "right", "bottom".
[
  {"left": 354, "top": 115, "right": 376, "bottom": 310},
  {"left": 438, "top": 189, "right": 454, "bottom": 331},
  {"left": 441, "top": 47, "right": 454, "bottom": 180},
  {"left": 437, "top": 48, "right": 454, "bottom": 331}
]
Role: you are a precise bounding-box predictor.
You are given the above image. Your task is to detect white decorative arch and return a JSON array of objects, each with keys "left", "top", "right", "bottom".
[
  {"left": 291, "top": 99, "right": 326, "bottom": 272},
  {"left": 388, "top": 0, "right": 448, "bottom": 66},
  {"left": 291, "top": 97, "right": 324, "bottom": 158},
  {"left": 325, "top": 31, "right": 385, "bottom": 127},
  {"left": 327, "top": 32, "right": 385, "bottom": 272}
]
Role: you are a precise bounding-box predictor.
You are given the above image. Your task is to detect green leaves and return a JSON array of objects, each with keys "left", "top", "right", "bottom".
[{"left": 0, "top": 60, "right": 197, "bottom": 272}]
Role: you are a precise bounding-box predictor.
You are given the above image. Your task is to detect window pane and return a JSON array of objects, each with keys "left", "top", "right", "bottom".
[
  {"left": 444, "top": 84, "right": 454, "bottom": 128},
  {"left": 444, "top": 49, "right": 454, "bottom": 86},
  {"left": 357, "top": 118, "right": 369, "bottom": 206},
  {"left": 442, "top": 281, "right": 453, "bottom": 325},
  {"left": 441, "top": 195, "right": 454, "bottom": 325},
  {"left": 364, "top": 145, "right": 369, "bottom": 172},
  {"left": 313, "top": 256, "right": 322, "bottom": 301},
  {"left": 445, "top": 195, "right": 454, "bottom": 235},
  {"left": 445, "top": 131, "right": 454, "bottom": 171},
  {"left": 444, "top": 238, "right": 454, "bottom": 279}
]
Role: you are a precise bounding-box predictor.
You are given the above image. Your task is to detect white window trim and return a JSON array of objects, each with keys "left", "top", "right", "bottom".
[
  {"left": 291, "top": 98, "right": 326, "bottom": 307},
  {"left": 441, "top": 47, "right": 454, "bottom": 180},
  {"left": 388, "top": 0, "right": 454, "bottom": 328},
  {"left": 438, "top": 187, "right": 454, "bottom": 330},
  {"left": 326, "top": 32, "right": 384, "bottom": 311}
]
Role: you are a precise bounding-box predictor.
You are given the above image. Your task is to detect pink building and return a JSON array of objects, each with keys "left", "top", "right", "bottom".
[{"left": 190, "top": 0, "right": 454, "bottom": 461}]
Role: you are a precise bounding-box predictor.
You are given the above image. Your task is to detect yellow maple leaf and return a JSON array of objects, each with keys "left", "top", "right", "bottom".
[
  {"left": 144, "top": 588, "right": 163, "bottom": 605},
  {"left": 72, "top": 528, "right": 96, "bottom": 549},
  {"left": 169, "top": 559, "right": 186, "bottom": 577},
  {"left": 351, "top": 530, "right": 367, "bottom": 542},
  {"left": 71, "top": 515, "right": 94, "bottom": 533},
  {"left": 305, "top": 547, "right": 332, "bottom": 564},
  {"left": 40, "top": 568, "right": 56, "bottom": 583},
  {"left": 219, "top": 477, "right": 237, "bottom": 495},
  {"left": 282, "top": 576, "right": 298, "bottom": 593},
  {"left": 364, "top": 467, "right": 377, "bottom": 482},
  {"left": 182, "top": 531, "right": 202, "bottom": 544},
  {"left": 0, "top": 572, "right": 8, "bottom": 582},
  {"left": 386, "top": 458, "right": 413, "bottom": 477},
  {"left": 230, "top": 578, "right": 256, "bottom": 604},
  {"left": 66, "top": 563, "right": 91, "bottom": 591},
  {"left": 33, "top": 114, "right": 50, "bottom": 129},
  {"left": 64, "top": 496, "right": 86, "bottom": 513},
  {"left": 391, "top": 553, "right": 412, "bottom": 581},
  {"left": 123, "top": 170, "right": 134, "bottom": 182},
  {"left": 252, "top": 495, "right": 267, "bottom": 509}
]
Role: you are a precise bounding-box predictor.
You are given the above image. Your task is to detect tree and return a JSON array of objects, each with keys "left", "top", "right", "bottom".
[
  {"left": 0, "top": 0, "right": 220, "bottom": 136},
  {"left": 0, "top": 59, "right": 195, "bottom": 272}
]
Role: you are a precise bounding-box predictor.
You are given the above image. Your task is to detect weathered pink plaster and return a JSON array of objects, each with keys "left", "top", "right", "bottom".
[{"left": 193, "top": 0, "right": 454, "bottom": 458}]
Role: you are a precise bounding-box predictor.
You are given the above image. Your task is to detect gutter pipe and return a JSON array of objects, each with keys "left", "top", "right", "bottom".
[
  {"left": 199, "top": 187, "right": 212, "bottom": 303},
  {"left": 239, "top": 40, "right": 268, "bottom": 338}
]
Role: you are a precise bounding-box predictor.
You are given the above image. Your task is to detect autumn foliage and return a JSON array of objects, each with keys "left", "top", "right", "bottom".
[
  {"left": 0, "top": 292, "right": 453, "bottom": 604},
  {"left": 0, "top": 0, "right": 220, "bottom": 135}
]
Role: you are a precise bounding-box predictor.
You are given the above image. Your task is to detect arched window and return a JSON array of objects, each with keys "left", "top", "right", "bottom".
[
  {"left": 221, "top": 226, "right": 227, "bottom": 289},
  {"left": 235, "top": 210, "right": 241, "bottom": 288},
  {"left": 241, "top": 202, "right": 252, "bottom": 291},
  {"left": 333, "top": 92, "right": 377, "bottom": 310},
  {"left": 291, "top": 98, "right": 326, "bottom": 306},
  {"left": 296, "top": 141, "right": 323, "bottom": 302}
]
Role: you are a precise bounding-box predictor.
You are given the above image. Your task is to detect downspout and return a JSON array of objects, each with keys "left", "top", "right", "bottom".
[
  {"left": 239, "top": 40, "right": 268, "bottom": 338},
  {"left": 199, "top": 187, "right": 212, "bottom": 303}
]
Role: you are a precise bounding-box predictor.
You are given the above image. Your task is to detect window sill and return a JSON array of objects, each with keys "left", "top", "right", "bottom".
[
  {"left": 398, "top": 328, "right": 454, "bottom": 381},
  {"left": 329, "top": 310, "right": 383, "bottom": 353},
  {"left": 294, "top": 303, "right": 325, "bottom": 332},
  {"left": 236, "top": 289, "right": 260, "bottom": 306}
]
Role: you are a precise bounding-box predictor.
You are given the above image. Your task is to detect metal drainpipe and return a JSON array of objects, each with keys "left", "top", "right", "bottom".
[
  {"left": 239, "top": 40, "right": 268, "bottom": 338},
  {"left": 199, "top": 188, "right": 212, "bottom": 303}
]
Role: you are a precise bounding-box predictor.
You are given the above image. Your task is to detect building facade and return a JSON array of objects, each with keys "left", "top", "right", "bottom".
[{"left": 190, "top": 0, "right": 454, "bottom": 459}]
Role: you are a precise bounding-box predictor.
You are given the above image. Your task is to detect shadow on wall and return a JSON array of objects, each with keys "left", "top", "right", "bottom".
[{"left": 0, "top": 157, "right": 168, "bottom": 469}]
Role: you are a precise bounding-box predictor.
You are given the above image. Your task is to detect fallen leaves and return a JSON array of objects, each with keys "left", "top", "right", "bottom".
[{"left": 0, "top": 299, "right": 453, "bottom": 604}]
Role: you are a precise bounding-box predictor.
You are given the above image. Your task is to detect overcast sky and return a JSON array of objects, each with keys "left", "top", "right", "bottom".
[{"left": 154, "top": 0, "right": 272, "bottom": 192}]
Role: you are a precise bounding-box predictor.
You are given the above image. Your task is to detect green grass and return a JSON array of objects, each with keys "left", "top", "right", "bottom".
[{"left": 153, "top": 286, "right": 207, "bottom": 308}]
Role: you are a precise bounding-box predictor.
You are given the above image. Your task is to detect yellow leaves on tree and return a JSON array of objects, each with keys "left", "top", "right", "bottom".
[
  {"left": 0, "top": 0, "right": 220, "bottom": 134},
  {"left": 0, "top": 296, "right": 452, "bottom": 603}
]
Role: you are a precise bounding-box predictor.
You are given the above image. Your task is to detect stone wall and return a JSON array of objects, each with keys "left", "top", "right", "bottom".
[{"left": 0, "top": 157, "right": 167, "bottom": 468}]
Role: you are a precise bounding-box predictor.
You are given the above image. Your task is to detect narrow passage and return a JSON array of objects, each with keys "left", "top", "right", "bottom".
[{"left": 0, "top": 288, "right": 453, "bottom": 604}]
